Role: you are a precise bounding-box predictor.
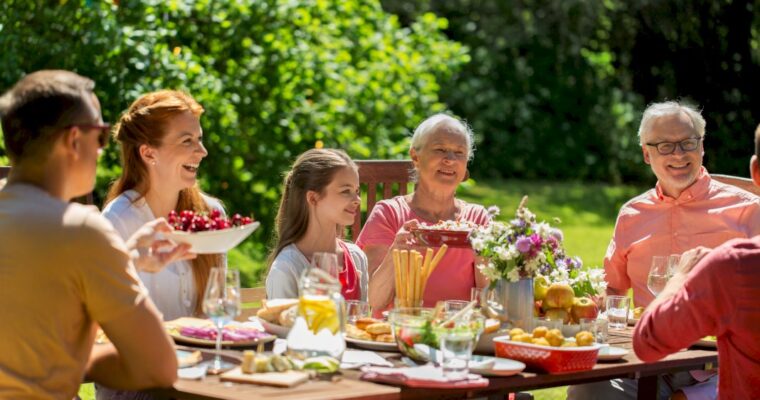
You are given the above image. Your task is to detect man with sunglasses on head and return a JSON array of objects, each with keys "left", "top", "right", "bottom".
[
  {"left": 0, "top": 70, "right": 193, "bottom": 398},
  {"left": 568, "top": 101, "right": 760, "bottom": 400}
]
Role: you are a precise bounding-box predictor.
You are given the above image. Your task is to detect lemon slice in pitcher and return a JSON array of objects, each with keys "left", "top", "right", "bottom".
[{"left": 299, "top": 295, "right": 339, "bottom": 334}]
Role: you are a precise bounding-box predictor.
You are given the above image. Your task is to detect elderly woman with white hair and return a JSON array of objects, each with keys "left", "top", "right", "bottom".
[{"left": 356, "top": 113, "right": 490, "bottom": 313}]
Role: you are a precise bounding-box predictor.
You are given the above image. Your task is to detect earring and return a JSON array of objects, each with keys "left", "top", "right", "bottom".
[{"left": 151, "top": 161, "right": 156, "bottom": 166}]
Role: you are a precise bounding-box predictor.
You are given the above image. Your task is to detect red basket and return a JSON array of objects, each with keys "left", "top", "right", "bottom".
[{"left": 493, "top": 336, "right": 600, "bottom": 374}]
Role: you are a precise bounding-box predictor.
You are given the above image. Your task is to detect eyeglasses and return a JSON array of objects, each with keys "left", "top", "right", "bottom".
[
  {"left": 68, "top": 123, "right": 111, "bottom": 148},
  {"left": 645, "top": 137, "right": 701, "bottom": 155}
]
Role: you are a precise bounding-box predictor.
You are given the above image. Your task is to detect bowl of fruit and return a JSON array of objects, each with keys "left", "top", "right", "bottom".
[
  {"left": 388, "top": 307, "right": 485, "bottom": 363},
  {"left": 493, "top": 327, "right": 601, "bottom": 373},
  {"left": 165, "top": 210, "right": 259, "bottom": 254}
]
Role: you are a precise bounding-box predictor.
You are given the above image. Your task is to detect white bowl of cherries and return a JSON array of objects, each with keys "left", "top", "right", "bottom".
[{"left": 164, "top": 209, "right": 259, "bottom": 254}]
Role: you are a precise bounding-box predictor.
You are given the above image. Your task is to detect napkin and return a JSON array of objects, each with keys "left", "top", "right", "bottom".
[
  {"left": 340, "top": 350, "right": 394, "bottom": 369},
  {"left": 360, "top": 364, "right": 489, "bottom": 388}
]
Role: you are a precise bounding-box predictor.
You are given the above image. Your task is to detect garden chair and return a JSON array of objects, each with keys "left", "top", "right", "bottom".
[
  {"left": 712, "top": 174, "right": 760, "bottom": 196},
  {"left": 350, "top": 159, "right": 414, "bottom": 241},
  {"left": 236, "top": 286, "right": 267, "bottom": 322}
]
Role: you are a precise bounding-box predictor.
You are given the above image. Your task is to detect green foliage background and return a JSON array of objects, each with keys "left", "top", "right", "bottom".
[
  {"left": 383, "top": 0, "right": 760, "bottom": 183},
  {"left": 0, "top": 0, "right": 466, "bottom": 280}
]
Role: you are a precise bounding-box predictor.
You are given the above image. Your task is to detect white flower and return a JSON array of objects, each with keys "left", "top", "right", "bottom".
[{"left": 507, "top": 269, "right": 521, "bottom": 282}]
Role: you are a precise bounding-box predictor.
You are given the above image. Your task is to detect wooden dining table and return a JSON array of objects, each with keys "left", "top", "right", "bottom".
[{"left": 151, "top": 327, "right": 717, "bottom": 400}]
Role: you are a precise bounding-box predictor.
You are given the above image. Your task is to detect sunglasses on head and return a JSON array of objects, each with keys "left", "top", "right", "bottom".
[{"left": 68, "top": 123, "right": 111, "bottom": 148}]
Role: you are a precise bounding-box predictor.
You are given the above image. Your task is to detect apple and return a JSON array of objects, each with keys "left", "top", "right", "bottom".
[
  {"left": 534, "top": 275, "right": 550, "bottom": 301},
  {"left": 544, "top": 308, "right": 571, "bottom": 324},
  {"left": 544, "top": 283, "right": 575, "bottom": 309},
  {"left": 571, "top": 296, "right": 599, "bottom": 322}
]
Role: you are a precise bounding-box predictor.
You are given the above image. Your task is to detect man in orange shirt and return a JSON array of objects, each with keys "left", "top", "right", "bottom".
[
  {"left": 634, "top": 122, "right": 760, "bottom": 399},
  {"left": 570, "top": 101, "right": 760, "bottom": 400},
  {"left": 0, "top": 70, "right": 191, "bottom": 398}
]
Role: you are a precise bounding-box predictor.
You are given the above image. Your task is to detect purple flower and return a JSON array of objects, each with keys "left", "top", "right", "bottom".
[{"left": 516, "top": 236, "right": 532, "bottom": 253}]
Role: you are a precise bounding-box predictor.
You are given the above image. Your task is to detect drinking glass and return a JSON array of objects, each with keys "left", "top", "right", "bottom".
[
  {"left": 579, "top": 317, "right": 608, "bottom": 344},
  {"left": 311, "top": 252, "right": 341, "bottom": 278},
  {"left": 346, "top": 300, "right": 371, "bottom": 325},
  {"left": 200, "top": 268, "right": 241, "bottom": 372},
  {"left": 647, "top": 256, "right": 669, "bottom": 296},
  {"left": 436, "top": 311, "right": 484, "bottom": 379},
  {"left": 444, "top": 300, "right": 470, "bottom": 313},
  {"left": 605, "top": 295, "right": 630, "bottom": 329}
]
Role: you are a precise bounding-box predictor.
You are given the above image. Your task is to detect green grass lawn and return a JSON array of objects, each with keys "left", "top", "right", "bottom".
[{"left": 78, "top": 178, "right": 645, "bottom": 400}]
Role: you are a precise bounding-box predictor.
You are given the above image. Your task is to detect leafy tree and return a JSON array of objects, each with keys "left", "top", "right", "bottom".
[{"left": 0, "top": 0, "right": 466, "bottom": 280}]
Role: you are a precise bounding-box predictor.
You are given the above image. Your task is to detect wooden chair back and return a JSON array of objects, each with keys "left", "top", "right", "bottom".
[
  {"left": 0, "top": 165, "right": 94, "bottom": 204},
  {"left": 349, "top": 160, "right": 414, "bottom": 241},
  {"left": 712, "top": 174, "right": 760, "bottom": 196},
  {"left": 236, "top": 286, "right": 267, "bottom": 322}
]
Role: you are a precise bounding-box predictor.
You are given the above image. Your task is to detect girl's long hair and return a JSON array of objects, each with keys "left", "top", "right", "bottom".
[
  {"left": 106, "top": 90, "right": 222, "bottom": 315},
  {"left": 267, "top": 148, "right": 357, "bottom": 270}
]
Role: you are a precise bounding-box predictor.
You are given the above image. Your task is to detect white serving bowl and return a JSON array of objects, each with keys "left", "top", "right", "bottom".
[{"left": 166, "top": 221, "right": 260, "bottom": 254}]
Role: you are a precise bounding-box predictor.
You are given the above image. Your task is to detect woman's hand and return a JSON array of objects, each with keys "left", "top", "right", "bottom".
[
  {"left": 389, "top": 219, "right": 422, "bottom": 251},
  {"left": 126, "top": 218, "right": 196, "bottom": 273}
]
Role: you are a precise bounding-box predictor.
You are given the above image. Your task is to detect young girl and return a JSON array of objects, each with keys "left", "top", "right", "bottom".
[
  {"left": 102, "top": 90, "right": 225, "bottom": 321},
  {"left": 266, "top": 148, "right": 368, "bottom": 301}
]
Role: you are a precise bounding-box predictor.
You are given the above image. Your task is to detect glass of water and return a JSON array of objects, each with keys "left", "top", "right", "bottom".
[
  {"left": 436, "top": 311, "right": 484, "bottom": 379},
  {"left": 579, "top": 317, "right": 608, "bottom": 344},
  {"left": 605, "top": 295, "right": 630, "bottom": 329}
]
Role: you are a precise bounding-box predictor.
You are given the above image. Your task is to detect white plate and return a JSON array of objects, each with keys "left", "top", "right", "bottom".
[
  {"left": 469, "top": 355, "right": 526, "bottom": 377},
  {"left": 345, "top": 336, "right": 399, "bottom": 352},
  {"left": 597, "top": 345, "right": 628, "bottom": 361},
  {"left": 166, "top": 222, "right": 260, "bottom": 254},
  {"left": 250, "top": 317, "right": 290, "bottom": 338}
]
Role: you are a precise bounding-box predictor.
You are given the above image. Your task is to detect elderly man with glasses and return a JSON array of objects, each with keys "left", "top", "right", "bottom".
[{"left": 568, "top": 101, "right": 760, "bottom": 400}]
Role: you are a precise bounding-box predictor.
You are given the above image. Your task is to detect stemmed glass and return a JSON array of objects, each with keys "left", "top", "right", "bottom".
[
  {"left": 311, "top": 252, "right": 344, "bottom": 286},
  {"left": 667, "top": 254, "right": 681, "bottom": 276},
  {"left": 647, "top": 256, "right": 669, "bottom": 296},
  {"left": 201, "top": 267, "right": 241, "bottom": 372}
]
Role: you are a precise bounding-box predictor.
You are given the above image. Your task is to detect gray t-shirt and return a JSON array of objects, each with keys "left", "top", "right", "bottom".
[{"left": 266, "top": 242, "right": 369, "bottom": 301}]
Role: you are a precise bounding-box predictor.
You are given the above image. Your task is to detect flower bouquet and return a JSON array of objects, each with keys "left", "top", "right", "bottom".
[{"left": 470, "top": 197, "right": 606, "bottom": 328}]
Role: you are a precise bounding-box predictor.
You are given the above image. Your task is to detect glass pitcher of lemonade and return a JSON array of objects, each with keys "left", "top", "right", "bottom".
[{"left": 286, "top": 253, "right": 346, "bottom": 359}]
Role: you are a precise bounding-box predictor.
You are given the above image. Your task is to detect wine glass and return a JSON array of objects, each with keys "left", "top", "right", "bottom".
[
  {"left": 311, "top": 252, "right": 345, "bottom": 286},
  {"left": 647, "top": 256, "right": 669, "bottom": 296},
  {"left": 200, "top": 267, "right": 241, "bottom": 372}
]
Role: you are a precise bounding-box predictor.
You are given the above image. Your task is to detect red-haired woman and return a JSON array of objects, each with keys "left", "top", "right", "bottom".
[{"left": 102, "top": 90, "right": 224, "bottom": 321}]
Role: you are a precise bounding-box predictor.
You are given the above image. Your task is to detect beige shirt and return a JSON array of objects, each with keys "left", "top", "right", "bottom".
[{"left": 0, "top": 184, "right": 147, "bottom": 400}]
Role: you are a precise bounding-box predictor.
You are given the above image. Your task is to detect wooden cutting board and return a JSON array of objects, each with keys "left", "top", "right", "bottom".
[{"left": 220, "top": 368, "right": 310, "bottom": 387}]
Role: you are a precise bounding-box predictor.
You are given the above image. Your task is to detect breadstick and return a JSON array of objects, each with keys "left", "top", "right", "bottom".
[
  {"left": 408, "top": 251, "right": 417, "bottom": 307},
  {"left": 415, "top": 253, "right": 427, "bottom": 303},
  {"left": 420, "top": 248, "right": 434, "bottom": 296},
  {"left": 393, "top": 249, "right": 401, "bottom": 301},
  {"left": 426, "top": 244, "right": 449, "bottom": 278},
  {"left": 399, "top": 250, "right": 408, "bottom": 307}
]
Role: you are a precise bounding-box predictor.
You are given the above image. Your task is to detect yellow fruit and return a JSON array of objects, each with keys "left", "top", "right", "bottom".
[
  {"left": 561, "top": 341, "right": 578, "bottom": 347},
  {"left": 532, "top": 326, "right": 549, "bottom": 338},
  {"left": 575, "top": 331, "right": 595, "bottom": 346},
  {"left": 299, "top": 295, "right": 339, "bottom": 334},
  {"left": 545, "top": 329, "right": 564, "bottom": 347},
  {"left": 509, "top": 328, "right": 525, "bottom": 337},
  {"left": 532, "top": 337, "right": 550, "bottom": 346}
]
